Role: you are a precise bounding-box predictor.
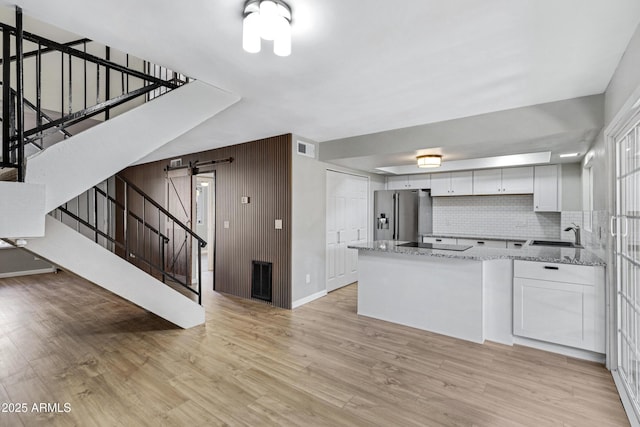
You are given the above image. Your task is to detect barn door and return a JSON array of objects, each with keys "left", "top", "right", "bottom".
[{"left": 166, "top": 167, "right": 195, "bottom": 286}]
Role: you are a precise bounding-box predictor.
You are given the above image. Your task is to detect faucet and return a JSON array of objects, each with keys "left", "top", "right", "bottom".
[{"left": 564, "top": 223, "right": 581, "bottom": 246}]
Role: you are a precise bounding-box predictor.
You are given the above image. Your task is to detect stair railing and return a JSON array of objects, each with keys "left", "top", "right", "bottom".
[
  {"left": 52, "top": 174, "right": 206, "bottom": 304},
  {"left": 0, "top": 6, "right": 190, "bottom": 181}
]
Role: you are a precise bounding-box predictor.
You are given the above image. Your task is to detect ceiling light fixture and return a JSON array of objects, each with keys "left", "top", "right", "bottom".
[
  {"left": 417, "top": 154, "right": 442, "bottom": 168},
  {"left": 559, "top": 152, "right": 580, "bottom": 158},
  {"left": 243, "top": 0, "right": 292, "bottom": 56}
]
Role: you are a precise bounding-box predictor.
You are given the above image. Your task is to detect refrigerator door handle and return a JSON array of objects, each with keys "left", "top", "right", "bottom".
[
  {"left": 394, "top": 193, "right": 400, "bottom": 240},
  {"left": 392, "top": 193, "right": 397, "bottom": 240}
]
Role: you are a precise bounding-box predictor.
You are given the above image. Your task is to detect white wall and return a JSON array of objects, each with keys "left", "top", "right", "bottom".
[
  {"left": 291, "top": 136, "right": 327, "bottom": 303},
  {"left": 561, "top": 163, "right": 582, "bottom": 211},
  {"left": 605, "top": 23, "right": 640, "bottom": 126},
  {"left": 582, "top": 21, "right": 640, "bottom": 242},
  {"left": 290, "top": 135, "right": 385, "bottom": 306},
  {"left": 0, "top": 182, "right": 45, "bottom": 238}
]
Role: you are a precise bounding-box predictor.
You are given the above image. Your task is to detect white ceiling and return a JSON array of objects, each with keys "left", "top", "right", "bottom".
[{"left": 6, "top": 0, "right": 640, "bottom": 170}]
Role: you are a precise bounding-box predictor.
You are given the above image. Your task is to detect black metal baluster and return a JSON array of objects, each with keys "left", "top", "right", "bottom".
[
  {"left": 94, "top": 187, "right": 98, "bottom": 243},
  {"left": 36, "top": 42, "right": 41, "bottom": 129},
  {"left": 68, "top": 49, "right": 72, "bottom": 115},
  {"left": 96, "top": 62, "right": 99, "bottom": 104},
  {"left": 197, "top": 242, "right": 202, "bottom": 304},
  {"left": 2, "top": 29, "right": 11, "bottom": 166},
  {"left": 83, "top": 41, "right": 86, "bottom": 110},
  {"left": 60, "top": 50, "right": 63, "bottom": 119},
  {"left": 104, "top": 46, "right": 110, "bottom": 120},
  {"left": 124, "top": 180, "right": 128, "bottom": 260},
  {"left": 15, "top": 7, "right": 25, "bottom": 181}
]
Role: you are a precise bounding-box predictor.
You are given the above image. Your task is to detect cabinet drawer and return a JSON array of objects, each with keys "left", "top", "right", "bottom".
[
  {"left": 514, "top": 260, "right": 597, "bottom": 286},
  {"left": 423, "top": 236, "right": 457, "bottom": 244},
  {"left": 456, "top": 238, "right": 506, "bottom": 248},
  {"left": 507, "top": 240, "right": 526, "bottom": 249}
]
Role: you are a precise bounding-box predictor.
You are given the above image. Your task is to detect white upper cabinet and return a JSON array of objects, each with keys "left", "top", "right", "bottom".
[
  {"left": 473, "top": 167, "right": 533, "bottom": 195},
  {"left": 386, "top": 174, "right": 430, "bottom": 190},
  {"left": 502, "top": 167, "right": 534, "bottom": 194},
  {"left": 431, "top": 172, "right": 473, "bottom": 196},
  {"left": 533, "top": 165, "right": 561, "bottom": 212},
  {"left": 386, "top": 175, "right": 408, "bottom": 190},
  {"left": 473, "top": 169, "right": 503, "bottom": 195}
]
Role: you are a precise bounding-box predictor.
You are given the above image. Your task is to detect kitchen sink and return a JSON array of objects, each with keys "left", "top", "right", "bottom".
[{"left": 529, "top": 240, "right": 583, "bottom": 249}]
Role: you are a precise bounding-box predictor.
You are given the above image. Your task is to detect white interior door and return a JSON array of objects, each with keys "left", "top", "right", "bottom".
[
  {"left": 327, "top": 171, "right": 368, "bottom": 292},
  {"left": 616, "top": 121, "right": 640, "bottom": 417},
  {"left": 346, "top": 175, "right": 368, "bottom": 285},
  {"left": 326, "top": 171, "right": 347, "bottom": 292}
]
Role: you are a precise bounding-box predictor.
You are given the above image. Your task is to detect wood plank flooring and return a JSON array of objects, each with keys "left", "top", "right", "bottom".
[{"left": 0, "top": 272, "right": 629, "bottom": 426}]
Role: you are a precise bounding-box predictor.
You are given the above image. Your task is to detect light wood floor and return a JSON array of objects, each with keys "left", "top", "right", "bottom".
[{"left": 0, "top": 272, "right": 629, "bottom": 426}]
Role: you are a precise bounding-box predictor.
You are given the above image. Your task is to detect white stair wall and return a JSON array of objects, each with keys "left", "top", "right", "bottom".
[
  {"left": 0, "top": 182, "right": 45, "bottom": 237},
  {"left": 25, "top": 80, "right": 239, "bottom": 212},
  {"left": 25, "top": 216, "right": 205, "bottom": 328}
]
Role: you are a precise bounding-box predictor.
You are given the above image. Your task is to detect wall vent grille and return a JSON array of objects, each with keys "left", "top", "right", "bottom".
[{"left": 251, "top": 261, "right": 272, "bottom": 302}]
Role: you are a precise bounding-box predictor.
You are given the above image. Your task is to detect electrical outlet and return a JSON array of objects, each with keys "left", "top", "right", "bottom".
[
  {"left": 275, "top": 219, "right": 283, "bottom": 229},
  {"left": 305, "top": 274, "right": 311, "bottom": 284},
  {"left": 224, "top": 221, "right": 229, "bottom": 229}
]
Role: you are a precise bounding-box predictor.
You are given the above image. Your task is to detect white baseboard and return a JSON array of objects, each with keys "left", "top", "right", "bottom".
[
  {"left": 292, "top": 290, "right": 327, "bottom": 309},
  {"left": 513, "top": 336, "right": 605, "bottom": 363},
  {"left": 0, "top": 267, "right": 56, "bottom": 279}
]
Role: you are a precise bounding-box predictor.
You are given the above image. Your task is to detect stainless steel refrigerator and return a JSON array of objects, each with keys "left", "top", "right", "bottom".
[{"left": 374, "top": 189, "right": 432, "bottom": 241}]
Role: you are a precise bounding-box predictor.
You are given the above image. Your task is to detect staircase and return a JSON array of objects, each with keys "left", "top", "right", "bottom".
[{"left": 0, "top": 7, "right": 240, "bottom": 328}]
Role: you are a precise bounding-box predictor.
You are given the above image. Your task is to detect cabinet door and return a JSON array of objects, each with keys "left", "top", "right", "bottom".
[
  {"left": 450, "top": 171, "right": 473, "bottom": 195},
  {"left": 502, "top": 166, "right": 534, "bottom": 194},
  {"left": 473, "top": 169, "right": 502, "bottom": 195},
  {"left": 513, "top": 277, "right": 598, "bottom": 351},
  {"left": 386, "top": 175, "right": 408, "bottom": 190},
  {"left": 430, "top": 173, "right": 451, "bottom": 196},
  {"left": 533, "top": 165, "right": 560, "bottom": 211},
  {"left": 408, "top": 174, "right": 430, "bottom": 189}
]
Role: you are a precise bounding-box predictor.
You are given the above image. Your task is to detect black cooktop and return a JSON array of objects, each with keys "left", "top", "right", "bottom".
[{"left": 397, "top": 242, "right": 472, "bottom": 251}]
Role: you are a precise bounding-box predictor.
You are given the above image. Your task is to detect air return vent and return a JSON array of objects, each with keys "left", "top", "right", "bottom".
[
  {"left": 251, "top": 261, "right": 272, "bottom": 302},
  {"left": 296, "top": 140, "right": 315, "bottom": 158}
]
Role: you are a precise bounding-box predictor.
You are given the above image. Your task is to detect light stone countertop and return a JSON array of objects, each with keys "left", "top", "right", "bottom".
[
  {"left": 421, "top": 233, "right": 528, "bottom": 242},
  {"left": 349, "top": 240, "right": 606, "bottom": 266}
]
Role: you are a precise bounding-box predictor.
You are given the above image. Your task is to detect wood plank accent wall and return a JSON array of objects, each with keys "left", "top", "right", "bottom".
[{"left": 120, "top": 134, "right": 292, "bottom": 309}]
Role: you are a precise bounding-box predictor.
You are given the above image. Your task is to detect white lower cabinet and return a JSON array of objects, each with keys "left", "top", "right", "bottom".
[{"left": 513, "top": 260, "right": 605, "bottom": 353}]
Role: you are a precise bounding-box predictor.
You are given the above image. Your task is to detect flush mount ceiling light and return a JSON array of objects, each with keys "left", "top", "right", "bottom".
[
  {"left": 417, "top": 154, "right": 442, "bottom": 168},
  {"left": 243, "top": 0, "right": 292, "bottom": 56}
]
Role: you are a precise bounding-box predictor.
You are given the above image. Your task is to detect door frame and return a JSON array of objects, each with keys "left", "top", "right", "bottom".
[{"left": 604, "top": 84, "right": 640, "bottom": 426}]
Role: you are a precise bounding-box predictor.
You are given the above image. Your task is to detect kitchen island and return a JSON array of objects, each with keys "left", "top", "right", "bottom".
[{"left": 349, "top": 240, "right": 605, "bottom": 348}]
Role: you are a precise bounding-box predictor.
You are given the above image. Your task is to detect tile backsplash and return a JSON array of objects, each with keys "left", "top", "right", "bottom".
[{"left": 432, "top": 195, "right": 561, "bottom": 239}]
